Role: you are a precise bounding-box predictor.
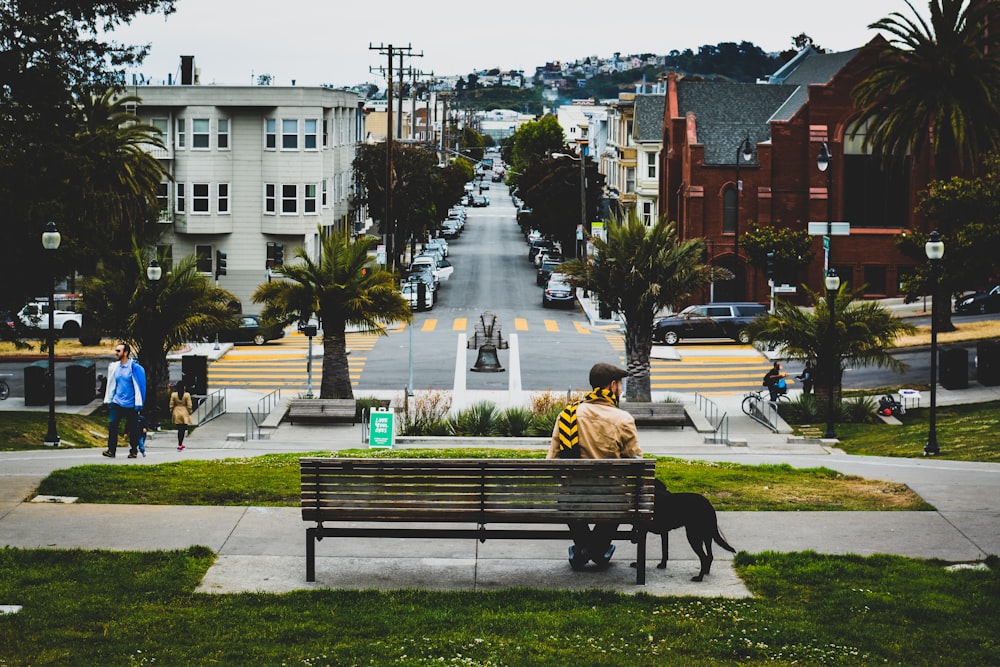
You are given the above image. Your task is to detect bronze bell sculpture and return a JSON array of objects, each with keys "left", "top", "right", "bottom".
[
  {"left": 468, "top": 311, "right": 507, "bottom": 373},
  {"left": 471, "top": 343, "right": 504, "bottom": 372}
]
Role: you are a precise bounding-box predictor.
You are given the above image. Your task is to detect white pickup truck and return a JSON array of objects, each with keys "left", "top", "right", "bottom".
[{"left": 18, "top": 301, "right": 83, "bottom": 335}]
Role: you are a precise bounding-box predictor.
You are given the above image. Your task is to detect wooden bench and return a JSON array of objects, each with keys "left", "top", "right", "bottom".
[
  {"left": 286, "top": 398, "right": 358, "bottom": 424},
  {"left": 300, "top": 458, "right": 656, "bottom": 584},
  {"left": 619, "top": 402, "right": 688, "bottom": 428}
]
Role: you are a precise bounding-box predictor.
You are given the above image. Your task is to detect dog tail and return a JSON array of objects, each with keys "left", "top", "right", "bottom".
[{"left": 714, "top": 526, "right": 737, "bottom": 553}]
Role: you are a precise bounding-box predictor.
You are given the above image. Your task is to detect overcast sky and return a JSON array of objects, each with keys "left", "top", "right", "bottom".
[{"left": 109, "top": 0, "right": 929, "bottom": 88}]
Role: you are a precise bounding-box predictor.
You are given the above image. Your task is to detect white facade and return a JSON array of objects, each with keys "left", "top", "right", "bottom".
[{"left": 133, "top": 84, "right": 361, "bottom": 311}]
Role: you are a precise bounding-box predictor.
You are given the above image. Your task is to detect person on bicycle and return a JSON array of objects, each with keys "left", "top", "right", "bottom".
[{"left": 763, "top": 361, "right": 788, "bottom": 402}]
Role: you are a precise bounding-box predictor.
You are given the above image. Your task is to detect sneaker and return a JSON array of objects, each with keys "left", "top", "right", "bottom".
[
  {"left": 101, "top": 450, "right": 115, "bottom": 458},
  {"left": 568, "top": 545, "right": 589, "bottom": 571},
  {"left": 127, "top": 452, "right": 137, "bottom": 459},
  {"left": 591, "top": 544, "right": 616, "bottom": 567},
  {"left": 177, "top": 444, "right": 185, "bottom": 451},
  {"left": 140, "top": 450, "right": 146, "bottom": 457}
]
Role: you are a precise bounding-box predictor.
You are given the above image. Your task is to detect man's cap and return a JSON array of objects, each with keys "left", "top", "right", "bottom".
[{"left": 589, "top": 362, "right": 629, "bottom": 387}]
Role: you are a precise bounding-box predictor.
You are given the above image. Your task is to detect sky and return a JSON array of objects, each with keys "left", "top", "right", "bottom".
[{"left": 108, "top": 0, "right": 929, "bottom": 88}]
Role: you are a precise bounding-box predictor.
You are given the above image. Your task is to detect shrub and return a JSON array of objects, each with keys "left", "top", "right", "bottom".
[
  {"left": 528, "top": 402, "right": 567, "bottom": 437},
  {"left": 448, "top": 401, "right": 499, "bottom": 436},
  {"left": 398, "top": 390, "right": 452, "bottom": 436},
  {"left": 780, "top": 393, "right": 821, "bottom": 424},
  {"left": 495, "top": 406, "right": 534, "bottom": 436},
  {"left": 842, "top": 395, "right": 878, "bottom": 424}
]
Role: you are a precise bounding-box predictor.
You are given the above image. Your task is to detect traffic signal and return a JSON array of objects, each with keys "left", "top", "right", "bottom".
[
  {"left": 273, "top": 243, "right": 283, "bottom": 266},
  {"left": 215, "top": 250, "right": 227, "bottom": 279},
  {"left": 765, "top": 250, "right": 776, "bottom": 278}
]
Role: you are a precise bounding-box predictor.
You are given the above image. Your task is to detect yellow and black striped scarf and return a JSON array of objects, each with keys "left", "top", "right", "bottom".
[{"left": 556, "top": 387, "right": 619, "bottom": 458}]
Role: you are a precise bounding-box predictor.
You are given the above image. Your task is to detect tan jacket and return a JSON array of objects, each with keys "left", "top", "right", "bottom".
[
  {"left": 547, "top": 399, "right": 642, "bottom": 460},
  {"left": 169, "top": 391, "right": 193, "bottom": 425}
]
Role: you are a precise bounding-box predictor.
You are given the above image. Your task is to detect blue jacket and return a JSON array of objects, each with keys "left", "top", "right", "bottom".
[{"left": 103, "top": 358, "right": 147, "bottom": 409}]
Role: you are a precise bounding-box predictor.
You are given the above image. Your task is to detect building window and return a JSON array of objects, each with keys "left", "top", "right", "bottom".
[
  {"left": 322, "top": 119, "right": 329, "bottom": 147},
  {"left": 264, "top": 183, "right": 276, "bottom": 214},
  {"left": 281, "top": 184, "right": 297, "bottom": 213},
  {"left": 322, "top": 179, "right": 328, "bottom": 207},
  {"left": 646, "top": 151, "right": 656, "bottom": 179},
  {"left": 192, "top": 118, "right": 210, "bottom": 149},
  {"left": 151, "top": 117, "right": 169, "bottom": 144},
  {"left": 863, "top": 265, "right": 887, "bottom": 296},
  {"left": 156, "top": 244, "right": 173, "bottom": 273},
  {"left": 156, "top": 182, "right": 169, "bottom": 215},
  {"left": 176, "top": 118, "right": 185, "bottom": 148},
  {"left": 282, "top": 119, "right": 298, "bottom": 149},
  {"left": 196, "top": 245, "right": 212, "bottom": 273},
  {"left": 641, "top": 201, "right": 653, "bottom": 225},
  {"left": 217, "top": 118, "right": 230, "bottom": 149},
  {"left": 265, "top": 118, "right": 276, "bottom": 149},
  {"left": 722, "top": 186, "right": 737, "bottom": 234},
  {"left": 304, "top": 119, "right": 318, "bottom": 149},
  {"left": 192, "top": 183, "right": 210, "bottom": 213},
  {"left": 304, "top": 183, "right": 317, "bottom": 213},
  {"left": 218, "top": 183, "right": 230, "bottom": 213},
  {"left": 625, "top": 167, "right": 635, "bottom": 194},
  {"left": 176, "top": 183, "right": 186, "bottom": 213},
  {"left": 266, "top": 242, "right": 282, "bottom": 269}
]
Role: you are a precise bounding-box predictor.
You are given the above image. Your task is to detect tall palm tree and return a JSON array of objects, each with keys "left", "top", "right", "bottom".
[
  {"left": 852, "top": 0, "right": 1000, "bottom": 331},
  {"left": 744, "top": 286, "right": 917, "bottom": 410},
  {"left": 81, "top": 244, "right": 240, "bottom": 421},
  {"left": 558, "top": 213, "right": 725, "bottom": 402},
  {"left": 252, "top": 229, "right": 412, "bottom": 399}
]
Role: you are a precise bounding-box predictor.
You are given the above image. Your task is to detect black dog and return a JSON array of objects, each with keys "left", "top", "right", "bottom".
[{"left": 638, "top": 479, "right": 736, "bottom": 582}]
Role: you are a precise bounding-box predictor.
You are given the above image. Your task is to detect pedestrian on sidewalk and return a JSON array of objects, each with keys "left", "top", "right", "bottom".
[
  {"left": 547, "top": 362, "right": 643, "bottom": 571},
  {"left": 169, "top": 381, "right": 194, "bottom": 451},
  {"left": 763, "top": 361, "right": 788, "bottom": 402},
  {"left": 102, "top": 342, "right": 146, "bottom": 459},
  {"left": 796, "top": 361, "right": 815, "bottom": 395}
]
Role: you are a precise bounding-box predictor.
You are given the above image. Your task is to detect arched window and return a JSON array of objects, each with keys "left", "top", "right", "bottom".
[{"left": 722, "top": 185, "right": 737, "bottom": 234}]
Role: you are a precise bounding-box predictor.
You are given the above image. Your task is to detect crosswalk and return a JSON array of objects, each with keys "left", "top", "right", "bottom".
[
  {"left": 384, "top": 317, "right": 592, "bottom": 334},
  {"left": 208, "top": 325, "right": 773, "bottom": 394}
]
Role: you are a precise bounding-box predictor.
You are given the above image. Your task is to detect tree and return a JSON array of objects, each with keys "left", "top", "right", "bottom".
[
  {"left": 517, "top": 154, "right": 604, "bottom": 254},
  {"left": 80, "top": 242, "right": 239, "bottom": 418},
  {"left": 0, "top": 0, "right": 177, "bottom": 311},
  {"left": 739, "top": 222, "right": 815, "bottom": 285},
  {"left": 557, "top": 213, "right": 725, "bottom": 402},
  {"left": 852, "top": 0, "right": 1000, "bottom": 331},
  {"left": 251, "top": 229, "right": 412, "bottom": 399},
  {"left": 508, "top": 116, "right": 566, "bottom": 189},
  {"left": 744, "top": 286, "right": 916, "bottom": 415}
]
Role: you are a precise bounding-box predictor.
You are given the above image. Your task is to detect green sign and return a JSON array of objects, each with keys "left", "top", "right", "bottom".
[
  {"left": 368, "top": 409, "right": 394, "bottom": 448},
  {"left": 823, "top": 236, "right": 830, "bottom": 251}
]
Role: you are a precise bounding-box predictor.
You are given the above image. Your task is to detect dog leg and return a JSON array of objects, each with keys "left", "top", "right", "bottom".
[
  {"left": 686, "top": 529, "right": 712, "bottom": 582},
  {"left": 657, "top": 530, "right": 668, "bottom": 569}
]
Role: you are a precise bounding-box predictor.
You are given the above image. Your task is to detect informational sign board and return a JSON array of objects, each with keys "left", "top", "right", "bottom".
[
  {"left": 808, "top": 222, "right": 851, "bottom": 236},
  {"left": 368, "top": 409, "right": 394, "bottom": 448}
]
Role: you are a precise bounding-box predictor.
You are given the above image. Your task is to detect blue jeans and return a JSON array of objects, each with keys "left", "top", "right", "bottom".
[{"left": 108, "top": 403, "right": 139, "bottom": 455}]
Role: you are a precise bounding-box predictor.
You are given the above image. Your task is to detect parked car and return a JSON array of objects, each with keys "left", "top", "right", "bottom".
[
  {"left": 470, "top": 194, "right": 489, "bottom": 207},
  {"left": 218, "top": 314, "right": 285, "bottom": 346},
  {"left": 542, "top": 279, "right": 576, "bottom": 308},
  {"left": 439, "top": 221, "right": 461, "bottom": 239},
  {"left": 401, "top": 281, "right": 434, "bottom": 311},
  {"left": 404, "top": 272, "right": 438, "bottom": 303},
  {"left": 18, "top": 301, "right": 83, "bottom": 335},
  {"left": 652, "top": 302, "right": 767, "bottom": 345},
  {"left": 425, "top": 238, "right": 448, "bottom": 257},
  {"left": 537, "top": 259, "right": 564, "bottom": 286},
  {"left": 535, "top": 249, "right": 564, "bottom": 268},
  {"left": 528, "top": 238, "right": 555, "bottom": 263},
  {"left": 413, "top": 254, "right": 453, "bottom": 282},
  {"left": 955, "top": 284, "right": 1000, "bottom": 314}
]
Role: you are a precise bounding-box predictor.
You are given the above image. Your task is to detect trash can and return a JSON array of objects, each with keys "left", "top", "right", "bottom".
[
  {"left": 598, "top": 300, "right": 612, "bottom": 320},
  {"left": 977, "top": 340, "right": 1000, "bottom": 386},
  {"left": 938, "top": 346, "right": 969, "bottom": 390},
  {"left": 66, "top": 359, "right": 96, "bottom": 405},
  {"left": 181, "top": 354, "right": 208, "bottom": 396},
  {"left": 23, "top": 360, "right": 50, "bottom": 406}
]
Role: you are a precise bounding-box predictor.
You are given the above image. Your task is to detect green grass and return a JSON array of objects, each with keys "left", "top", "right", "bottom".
[
  {"left": 34, "top": 449, "right": 932, "bottom": 511},
  {"left": 0, "top": 412, "right": 110, "bottom": 450},
  {"left": 0, "top": 548, "right": 996, "bottom": 665},
  {"left": 830, "top": 400, "right": 1000, "bottom": 461}
]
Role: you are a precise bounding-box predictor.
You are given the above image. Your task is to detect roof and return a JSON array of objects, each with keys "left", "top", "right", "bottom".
[
  {"left": 769, "top": 48, "right": 862, "bottom": 121},
  {"left": 633, "top": 94, "right": 665, "bottom": 143}
]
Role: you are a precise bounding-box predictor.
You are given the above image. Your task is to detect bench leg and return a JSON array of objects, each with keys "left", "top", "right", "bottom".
[
  {"left": 635, "top": 531, "right": 647, "bottom": 585},
  {"left": 306, "top": 527, "right": 316, "bottom": 582}
]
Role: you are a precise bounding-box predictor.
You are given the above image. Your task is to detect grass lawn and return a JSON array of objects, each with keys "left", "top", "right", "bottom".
[
  {"left": 33, "top": 449, "right": 932, "bottom": 511},
  {"left": 0, "top": 548, "right": 996, "bottom": 665}
]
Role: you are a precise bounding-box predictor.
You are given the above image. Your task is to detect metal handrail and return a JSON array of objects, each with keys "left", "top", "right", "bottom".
[
  {"left": 707, "top": 412, "right": 729, "bottom": 444},
  {"left": 743, "top": 391, "right": 782, "bottom": 433},
  {"left": 192, "top": 388, "right": 226, "bottom": 426},
  {"left": 246, "top": 408, "right": 263, "bottom": 441},
  {"left": 245, "top": 389, "right": 281, "bottom": 441}
]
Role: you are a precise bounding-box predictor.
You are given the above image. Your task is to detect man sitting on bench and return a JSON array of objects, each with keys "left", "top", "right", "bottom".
[{"left": 547, "top": 362, "right": 643, "bottom": 570}]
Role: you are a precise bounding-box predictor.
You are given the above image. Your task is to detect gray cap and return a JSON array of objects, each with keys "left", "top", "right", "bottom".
[{"left": 589, "top": 362, "right": 628, "bottom": 388}]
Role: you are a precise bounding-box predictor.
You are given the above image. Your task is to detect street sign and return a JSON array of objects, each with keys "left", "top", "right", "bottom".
[
  {"left": 774, "top": 285, "right": 797, "bottom": 293},
  {"left": 808, "top": 222, "right": 850, "bottom": 236},
  {"left": 823, "top": 236, "right": 830, "bottom": 251},
  {"left": 368, "top": 409, "right": 394, "bottom": 448}
]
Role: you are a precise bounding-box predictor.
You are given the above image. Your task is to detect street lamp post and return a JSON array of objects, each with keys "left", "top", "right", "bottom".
[
  {"left": 817, "top": 142, "right": 833, "bottom": 279},
  {"left": 824, "top": 268, "right": 840, "bottom": 440},
  {"left": 146, "top": 259, "right": 162, "bottom": 429},
  {"left": 734, "top": 136, "right": 754, "bottom": 258},
  {"left": 551, "top": 152, "right": 586, "bottom": 259},
  {"left": 924, "top": 231, "right": 945, "bottom": 455},
  {"left": 41, "top": 221, "right": 61, "bottom": 447}
]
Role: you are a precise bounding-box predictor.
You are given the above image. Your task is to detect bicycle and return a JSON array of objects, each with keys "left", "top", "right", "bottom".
[
  {"left": 741, "top": 388, "right": 790, "bottom": 416},
  {"left": 0, "top": 374, "right": 10, "bottom": 401}
]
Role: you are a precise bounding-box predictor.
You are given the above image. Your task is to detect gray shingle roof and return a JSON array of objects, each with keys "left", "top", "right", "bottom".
[{"left": 634, "top": 94, "right": 665, "bottom": 143}]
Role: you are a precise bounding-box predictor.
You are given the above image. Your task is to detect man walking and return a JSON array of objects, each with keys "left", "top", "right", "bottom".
[
  {"left": 548, "top": 362, "right": 643, "bottom": 570},
  {"left": 102, "top": 342, "right": 146, "bottom": 459}
]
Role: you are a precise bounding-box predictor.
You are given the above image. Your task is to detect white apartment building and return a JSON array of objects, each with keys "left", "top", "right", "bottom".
[{"left": 132, "top": 83, "right": 362, "bottom": 311}]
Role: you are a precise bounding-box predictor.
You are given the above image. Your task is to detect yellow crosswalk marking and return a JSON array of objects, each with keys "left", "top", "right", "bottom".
[
  {"left": 515, "top": 318, "right": 528, "bottom": 331},
  {"left": 422, "top": 320, "right": 437, "bottom": 332},
  {"left": 453, "top": 318, "right": 466, "bottom": 331},
  {"left": 544, "top": 320, "right": 559, "bottom": 332},
  {"left": 573, "top": 321, "right": 590, "bottom": 334}
]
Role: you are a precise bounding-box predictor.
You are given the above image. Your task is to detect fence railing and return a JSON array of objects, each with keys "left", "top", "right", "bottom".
[
  {"left": 245, "top": 389, "right": 280, "bottom": 441},
  {"left": 744, "top": 392, "right": 782, "bottom": 433},
  {"left": 694, "top": 393, "right": 730, "bottom": 444},
  {"left": 192, "top": 388, "right": 226, "bottom": 426}
]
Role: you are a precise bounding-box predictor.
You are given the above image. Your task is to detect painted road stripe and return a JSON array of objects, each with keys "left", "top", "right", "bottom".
[
  {"left": 453, "top": 318, "right": 466, "bottom": 330},
  {"left": 515, "top": 318, "right": 528, "bottom": 331},
  {"left": 544, "top": 320, "right": 559, "bottom": 332}
]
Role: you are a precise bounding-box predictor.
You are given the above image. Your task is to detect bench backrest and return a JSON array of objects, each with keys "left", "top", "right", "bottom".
[{"left": 301, "top": 458, "right": 655, "bottom": 524}]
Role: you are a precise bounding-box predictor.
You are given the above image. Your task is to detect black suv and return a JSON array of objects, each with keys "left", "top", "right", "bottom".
[{"left": 652, "top": 302, "right": 767, "bottom": 345}]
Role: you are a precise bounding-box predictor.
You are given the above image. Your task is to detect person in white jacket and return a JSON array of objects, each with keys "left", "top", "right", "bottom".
[{"left": 102, "top": 342, "right": 147, "bottom": 459}]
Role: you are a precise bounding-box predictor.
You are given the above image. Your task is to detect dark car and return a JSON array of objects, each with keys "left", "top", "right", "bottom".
[
  {"left": 218, "top": 314, "right": 285, "bottom": 346},
  {"left": 652, "top": 302, "right": 767, "bottom": 345},
  {"left": 536, "top": 259, "right": 564, "bottom": 286},
  {"left": 542, "top": 279, "right": 576, "bottom": 308},
  {"left": 955, "top": 284, "right": 1000, "bottom": 314}
]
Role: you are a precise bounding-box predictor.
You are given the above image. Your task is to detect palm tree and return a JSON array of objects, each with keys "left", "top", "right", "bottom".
[
  {"left": 252, "top": 229, "right": 412, "bottom": 399},
  {"left": 744, "top": 286, "right": 917, "bottom": 412},
  {"left": 81, "top": 244, "right": 240, "bottom": 422},
  {"left": 557, "top": 213, "right": 725, "bottom": 402},
  {"left": 852, "top": 0, "right": 1000, "bottom": 331}
]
